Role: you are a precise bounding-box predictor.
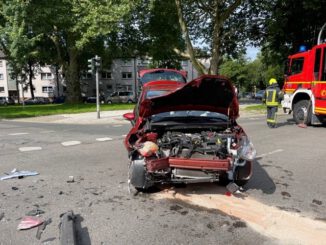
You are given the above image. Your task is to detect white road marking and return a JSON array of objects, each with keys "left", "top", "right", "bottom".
[
  {"left": 96, "top": 137, "right": 113, "bottom": 142},
  {"left": 256, "top": 149, "right": 283, "bottom": 158},
  {"left": 61, "top": 141, "right": 81, "bottom": 146},
  {"left": 19, "top": 147, "right": 42, "bottom": 152},
  {"left": 121, "top": 134, "right": 127, "bottom": 137},
  {"left": 9, "top": 133, "right": 29, "bottom": 136},
  {"left": 113, "top": 125, "right": 122, "bottom": 127},
  {"left": 40, "top": 130, "right": 55, "bottom": 133}
]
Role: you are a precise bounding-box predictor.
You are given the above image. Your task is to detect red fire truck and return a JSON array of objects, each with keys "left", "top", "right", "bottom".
[{"left": 282, "top": 24, "right": 326, "bottom": 125}]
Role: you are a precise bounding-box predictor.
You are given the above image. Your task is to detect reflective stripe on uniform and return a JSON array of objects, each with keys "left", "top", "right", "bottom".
[
  {"left": 266, "top": 89, "right": 279, "bottom": 106},
  {"left": 267, "top": 118, "right": 276, "bottom": 123}
]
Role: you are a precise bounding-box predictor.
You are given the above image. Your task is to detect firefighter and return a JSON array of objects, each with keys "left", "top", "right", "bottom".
[{"left": 263, "top": 78, "right": 282, "bottom": 128}]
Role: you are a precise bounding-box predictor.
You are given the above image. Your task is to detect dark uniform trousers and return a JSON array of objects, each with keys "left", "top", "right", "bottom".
[{"left": 264, "top": 85, "right": 280, "bottom": 128}]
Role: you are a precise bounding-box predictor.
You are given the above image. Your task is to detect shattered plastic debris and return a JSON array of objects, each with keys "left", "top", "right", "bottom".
[
  {"left": 17, "top": 216, "right": 43, "bottom": 230},
  {"left": 226, "top": 182, "right": 240, "bottom": 193},
  {"left": 36, "top": 218, "right": 52, "bottom": 240},
  {"left": 26, "top": 209, "right": 45, "bottom": 216},
  {"left": 0, "top": 170, "right": 39, "bottom": 180},
  {"left": 67, "top": 176, "right": 74, "bottom": 183}
]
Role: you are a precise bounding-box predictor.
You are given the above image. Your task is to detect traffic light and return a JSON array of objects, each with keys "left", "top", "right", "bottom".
[
  {"left": 94, "top": 56, "right": 102, "bottom": 70},
  {"left": 87, "top": 58, "right": 94, "bottom": 73}
]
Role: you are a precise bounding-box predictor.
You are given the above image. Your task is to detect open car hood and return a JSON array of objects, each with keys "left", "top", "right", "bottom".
[{"left": 139, "top": 75, "right": 239, "bottom": 119}]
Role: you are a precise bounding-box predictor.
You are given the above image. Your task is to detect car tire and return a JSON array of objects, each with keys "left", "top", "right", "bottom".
[
  {"left": 107, "top": 100, "right": 112, "bottom": 104},
  {"left": 129, "top": 158, "right": 153, "bottom": 192},
  {"left": 293, "top": 100, "right": 311, "bottom": 125}
]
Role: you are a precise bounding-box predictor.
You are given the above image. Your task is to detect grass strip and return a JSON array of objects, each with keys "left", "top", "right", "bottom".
[{"left": 0, "top": 103, "right": 135, "bottom": 119}]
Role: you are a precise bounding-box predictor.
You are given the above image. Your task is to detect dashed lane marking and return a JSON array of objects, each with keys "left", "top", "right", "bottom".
[
  {"left": 9, "top": 133, "right": 29, "bottom": 136},
  {"left": 256, "top": 149, "right": 284, "bottom": 158},
  {"left": 61, "top": 141, "right": 81, "bottom": 146},
  {"left": 121, "top": 134, "right": 127, "bottom": 137},
  {"left": 19, "top": 147, "right": 42, "bottom": 152},
  {"left": 96, "top": 137, "right": 113, "bottom": 142},
  {"left": 40, "top": 130, "right": 56, "bottom": 133},
  {"left": 113, "top": 125, "right": 122, "bottom": 127}
]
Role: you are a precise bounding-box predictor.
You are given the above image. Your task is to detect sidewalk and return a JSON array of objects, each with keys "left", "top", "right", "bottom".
[
  {"left": 7, "top": 110, "right": 132, "bottom": 125},
  {"left": 8, "top": 105, "right": 278, "bottom": 125}
]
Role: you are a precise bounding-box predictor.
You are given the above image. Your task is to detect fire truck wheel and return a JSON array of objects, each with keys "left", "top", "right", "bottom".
[{"left": 293, "top": 100, "right": 311, "bottom": 125}]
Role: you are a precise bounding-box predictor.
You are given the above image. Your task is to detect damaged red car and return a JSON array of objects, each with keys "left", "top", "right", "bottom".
[{"left": 123, "top": 75, "right": 256, "bottom": 191}]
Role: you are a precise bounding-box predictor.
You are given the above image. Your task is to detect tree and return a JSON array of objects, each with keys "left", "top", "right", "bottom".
[
  {"left": 174, "top": 0, "right": 268, "bottom": 75},
  {"left": 262, "top": 0, "right": 326, "bottom": 65},
  {"left": 1, "top": 0, "right": 137, "bottom": 103}
]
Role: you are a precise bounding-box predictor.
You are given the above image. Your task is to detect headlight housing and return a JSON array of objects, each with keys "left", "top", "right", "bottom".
[{"left": 238, "top": 136, "right": 256, "bottom": 161}]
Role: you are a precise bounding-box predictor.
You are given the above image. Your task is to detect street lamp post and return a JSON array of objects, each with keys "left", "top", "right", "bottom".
[{"left": 88, "top": 55, "right": 102, "bottom": 119}]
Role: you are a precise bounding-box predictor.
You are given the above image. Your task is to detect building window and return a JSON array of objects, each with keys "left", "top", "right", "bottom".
[
  {"left": 122, "top": 72, "right": 132, "bottom": 79},
  {"left": 102, "top": 72, "right": 112, "bottom": 79},
  {"left": 106, "top": 85, "right": 112, "bottom": 90},
  {"left": 0, "top": 61, "right": 3, "bottom": 67},
  {"left": 0, "top": 86, "right": 4, "bottom": 92},
  {"left": 42, "top": 86, "right": 53, "bottom": 93},
  {"left": 0, "top": 73, "right": 3, "bottom": 80},
  {"left": 41, "top": 73, "right": 53, "bottom": 80}
]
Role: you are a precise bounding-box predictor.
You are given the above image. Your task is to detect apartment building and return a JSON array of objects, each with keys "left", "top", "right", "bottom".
[{"left": 0, "top": 52, "right": 202, "bottom": 101}]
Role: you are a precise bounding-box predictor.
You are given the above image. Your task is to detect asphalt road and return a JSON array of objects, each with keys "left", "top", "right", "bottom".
[{"left": 0, "top": 113, "right": 326, "bottom": 245}]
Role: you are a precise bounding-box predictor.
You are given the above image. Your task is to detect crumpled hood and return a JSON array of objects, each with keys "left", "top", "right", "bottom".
[{"left": 139, "top": 75, "right": 239, "bottom": 119}]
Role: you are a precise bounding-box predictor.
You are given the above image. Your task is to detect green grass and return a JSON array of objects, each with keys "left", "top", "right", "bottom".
[
  {"left": 0, "top": 103, "right": 135, "bottom": 119},
  {"left": 244, "top": 104, "right": 266, "bottom": 112}
]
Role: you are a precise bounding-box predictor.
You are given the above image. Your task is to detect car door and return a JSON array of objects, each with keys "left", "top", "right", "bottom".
[{"left": 313, "top": 47, "right": 326, "bottom": 115}]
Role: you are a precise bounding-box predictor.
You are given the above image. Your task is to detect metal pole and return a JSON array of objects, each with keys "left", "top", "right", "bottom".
[
  {"left": 134, "top": 56, "right": 137, "bottom": 100},
  {"left": 21, "top": 82, "right": 25, "bottom": 107},
  {"left": 95, "top": 55, "right": 100, "bottom": 119}
]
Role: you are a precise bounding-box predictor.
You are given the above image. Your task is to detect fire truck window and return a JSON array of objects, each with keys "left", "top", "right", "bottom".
[
  {"left": 314, "top": 48, "right": 321, "bottom": 80},
  {"left": 291, "top": 58, "right": 304, "bottom": 75},
  {"left": 322, "top": 48, "right": 326, "bottom": 81}
]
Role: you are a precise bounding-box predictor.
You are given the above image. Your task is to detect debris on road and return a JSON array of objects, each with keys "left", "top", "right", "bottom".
[
  {"left": 11, "top": 186, "right": 19, "bottom": 191},
  {"left": 0, "top": 170, "right": 39, "bottom": 180},
  {"left": 67, "top": 176, "right": 74, "bottom": 183},
  {"left": 26, "top": 209, "right": 45, "bottom": 216},
  {"left": 226, "top": 182, "right": 240, "bottom": 194},
  {"left": 0, "top": 212, "right": 4, "bottom": 221},
  {"left": 59, "top": 211, "right": 77, "bottom": 245},
  {"left": 17, "top": 216, "right": 43, "bottom": 230},
  {"left": 36, "top": 218, "right": 52, "bottom": 240}
]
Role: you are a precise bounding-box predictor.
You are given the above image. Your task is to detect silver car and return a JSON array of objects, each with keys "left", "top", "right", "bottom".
[{"left": 106, "top": 91, "right": 135, "bottom": 104}]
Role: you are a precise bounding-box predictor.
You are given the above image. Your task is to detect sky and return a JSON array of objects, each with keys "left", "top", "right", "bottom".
[{"left": 246, "top": 46, "right": 260, "bottom": 60}]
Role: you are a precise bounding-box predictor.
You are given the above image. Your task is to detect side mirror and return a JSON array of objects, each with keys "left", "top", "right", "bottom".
[{"left": 123, "top": 112, "right": 135, "bottom": 121}]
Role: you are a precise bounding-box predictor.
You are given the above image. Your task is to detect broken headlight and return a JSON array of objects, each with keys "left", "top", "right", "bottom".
[{"left": 238, "top": 136, "right": 256, "bottom": 161}]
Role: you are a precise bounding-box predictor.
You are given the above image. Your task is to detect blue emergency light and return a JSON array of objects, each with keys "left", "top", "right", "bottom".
[{"left": 299, "top": 45, "right": 307, "bottom": 52}]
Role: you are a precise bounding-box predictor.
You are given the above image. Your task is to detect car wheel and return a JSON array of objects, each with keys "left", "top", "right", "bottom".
[
  {"left": 293, "top": 100, "right": 311, "bottom": 125},
  {"left": 107, "top": 100, "right": 112, "bottom": 104},
  {"left": 128, "top": 158, "right": 153, "bottom": 192}
]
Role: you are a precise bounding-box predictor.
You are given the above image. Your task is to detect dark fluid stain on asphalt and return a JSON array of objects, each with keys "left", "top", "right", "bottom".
[
  {"left": 281, "top": 191, "right": 291, "bottom": 198},
  {"left": 170, "top": 204, "right": 183, "bottom": 211},
  {"left": 11, "top": 187, "right": 19, "bottom": 191},
  {"left": 233, "top": 221, "right": 247, "bottom": 228},
  {"left": 206, "top": 223, "right": 215, "bottom": 230},
  {"left": 277, "top": 206, "right": 301, "bottom": 213},
  {"left": 312, "top": 199, "right": 323, "bottom": 205}
]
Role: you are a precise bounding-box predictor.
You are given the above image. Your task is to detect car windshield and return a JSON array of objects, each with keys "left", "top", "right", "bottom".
[
  {"left": 151, "top": 110, "right": 228, "bottom": 122},
  {"left": 146, "top": 90, "right": 171, "bottom": 99},
  {"left": 140, "top": 70, "right": 186, "bottom": 84}
]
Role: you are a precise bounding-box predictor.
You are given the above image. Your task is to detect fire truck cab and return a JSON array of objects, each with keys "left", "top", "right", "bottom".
[{"left": 282, "top": 43, "right": 326, "bottom": 125}]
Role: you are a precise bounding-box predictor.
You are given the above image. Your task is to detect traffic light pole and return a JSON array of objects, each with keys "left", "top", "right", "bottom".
[{"left": 95, "top": 55, "right": 100, "bottom": 119}]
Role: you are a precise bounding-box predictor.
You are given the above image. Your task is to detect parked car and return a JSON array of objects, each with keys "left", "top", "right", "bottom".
[
  {"left": 0, "top": 96, "right": 15, "bottom": 106},
  {"left": 106, "top": 91, "right": 135, "bottom": 104},
  {"left": 23, "top": 97, "right": 50, "bottom": 105},
  {"left": 83, "top": 96, "right": 105, "bottom": 104},
  {"left": 53, "top": 96, "right": 66, "bottom": 104},
  {"left": 254, "top": 90, "right": 265, "bottom": 100},
  {"left": 123, "top": 75, "right": 256, "bottom": 192}
]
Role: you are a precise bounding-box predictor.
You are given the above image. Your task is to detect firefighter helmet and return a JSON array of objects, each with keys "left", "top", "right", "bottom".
[{"left": 269, "top": 78, "right": 277, "bottom": 85}]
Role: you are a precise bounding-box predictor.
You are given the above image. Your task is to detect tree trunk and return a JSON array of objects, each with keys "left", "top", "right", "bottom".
[
  {"left": 65, "top": 48, "right": 81, "bottom": 104},
  {"left": 210, "top": 28, "right": 221, "bottom": 75},
  {"left": 28, "top": 61, "right": 35, "bottom": 99}
]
